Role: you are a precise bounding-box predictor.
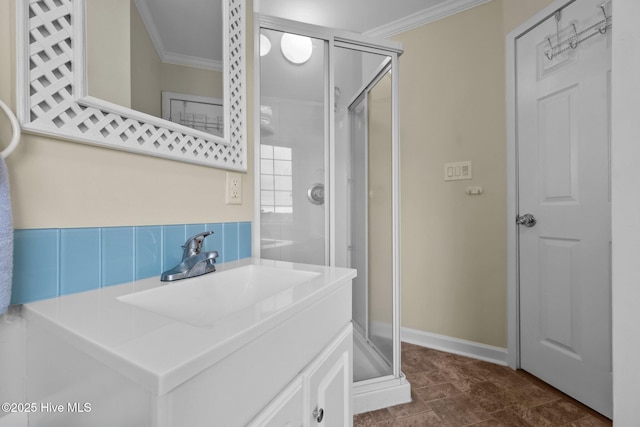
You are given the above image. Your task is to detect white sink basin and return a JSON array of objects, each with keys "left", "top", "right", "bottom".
[
  {"left": 117, "top": 264, "right": 321, "bottom": 327},
  {"left": 24, "top": 259, "right": 356, "bottom": 426}
]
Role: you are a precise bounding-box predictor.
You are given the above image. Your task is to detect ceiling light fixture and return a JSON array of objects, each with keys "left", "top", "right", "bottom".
[
  {"left": 280, "top": 33, "right": 313, "bottom": 64},
  {"left": 260, "top": 34, "right": 272, "bottom": 56}
]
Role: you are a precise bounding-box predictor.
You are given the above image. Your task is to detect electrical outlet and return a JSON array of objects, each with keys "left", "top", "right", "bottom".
[{"left": 226, "top": 172, "right": 242, "bottom": 205}]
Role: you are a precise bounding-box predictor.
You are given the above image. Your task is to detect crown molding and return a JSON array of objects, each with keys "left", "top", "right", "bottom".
[
  {"left": 364, "top": 0, "right": 493, "bottom": 39},
  {"left": 133, "top": 0, "right": 222, "bottom": 72},
  {"left": 163, "top": 53, "right": 224, "bottom": 72}
]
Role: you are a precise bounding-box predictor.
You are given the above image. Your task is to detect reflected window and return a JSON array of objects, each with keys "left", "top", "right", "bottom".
[{"left": 260, "top": 145, "right": 293, "bottom": 213}]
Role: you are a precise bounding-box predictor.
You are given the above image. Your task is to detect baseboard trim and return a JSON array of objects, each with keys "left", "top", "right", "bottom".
[{"left": 401, "top": 327, "right": 508, "bottom": 366}]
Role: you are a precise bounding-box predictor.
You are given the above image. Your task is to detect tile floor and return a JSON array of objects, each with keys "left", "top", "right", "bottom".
[{"left": 354, "top": 343, "right": 612, "bottom": 426}]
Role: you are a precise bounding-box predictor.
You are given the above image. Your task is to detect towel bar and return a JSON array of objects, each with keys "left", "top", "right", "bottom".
[{"left": 0, "top": 99, "right": 20, "bottom": 159}]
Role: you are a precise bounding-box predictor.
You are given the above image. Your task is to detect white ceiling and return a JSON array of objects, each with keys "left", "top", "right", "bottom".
[
  {"left": 133, "top": 0, "right": 224, "bottom": 70},
  {"left": 133, "top": 0, "right": 476, "bottom": 67},
  {"left": 254, "top": 0, "right": 449, "bottom": 34}
]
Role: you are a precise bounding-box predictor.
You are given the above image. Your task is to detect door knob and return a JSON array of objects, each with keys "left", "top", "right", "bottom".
[
  {"left": 312, "top": 407, "right": 324, "bottom": 423},
  {"left": 516, "top": 213, "right": 537, "bottom": 227}
]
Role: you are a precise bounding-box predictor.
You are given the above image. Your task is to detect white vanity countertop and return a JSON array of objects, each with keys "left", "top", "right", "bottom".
[{"left": 23, "top": 258, "right": 356, "bottom": 396}]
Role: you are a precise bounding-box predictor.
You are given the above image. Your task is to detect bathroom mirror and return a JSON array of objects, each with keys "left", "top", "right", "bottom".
[
  {"left": 16, "top": 0, "right": 247, "bottom": 171},
  {"left": 86, "top": 0, "right": 224, "bottom": 130}
]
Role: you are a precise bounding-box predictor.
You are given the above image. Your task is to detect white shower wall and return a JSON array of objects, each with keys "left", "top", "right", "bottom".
[{"left": 260, "top": 96, "right": 326, "bottom": 265}]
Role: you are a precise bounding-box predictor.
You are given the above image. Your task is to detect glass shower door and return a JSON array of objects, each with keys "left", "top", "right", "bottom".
[
  {"left": 257, "top": 19, "right": 408, "bottom": 410},
  {"left": 360, "top": 69, "right": 394, "bottom": 370},
  {"left": 334, "top": 45, "right": 395, "bottom": 381},
  {"left": 258, "top": 29, "right": 328, "bottom": 265}
]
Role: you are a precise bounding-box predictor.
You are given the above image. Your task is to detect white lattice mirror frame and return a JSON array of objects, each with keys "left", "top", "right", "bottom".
[{"left": 16, "top": 0, "right": 247, "bottom": 171}]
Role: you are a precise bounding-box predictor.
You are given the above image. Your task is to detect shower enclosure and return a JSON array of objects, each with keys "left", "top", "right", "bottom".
[{"left": 254, "top": 17, "right": 409, "bottom": 413}]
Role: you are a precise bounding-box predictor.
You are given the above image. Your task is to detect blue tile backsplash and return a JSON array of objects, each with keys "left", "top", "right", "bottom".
[{"left": 11, "top": 222, "right": 252, "bottom": 305}]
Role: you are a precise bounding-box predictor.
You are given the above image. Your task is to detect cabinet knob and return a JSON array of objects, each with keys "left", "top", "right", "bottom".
[{"left": 312, "top": 407, "right": 324, "bottom": 423}]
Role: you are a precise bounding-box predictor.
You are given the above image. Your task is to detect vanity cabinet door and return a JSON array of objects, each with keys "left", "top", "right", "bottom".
[
  {"left": 248, "top": 377, "right": 304, "bottom": 427},
  {"left": 307, "top": 326, "right": 353, "bottom": 427},
  {"left": 249, "top": 324, "right": 353, "bottom": 427}
]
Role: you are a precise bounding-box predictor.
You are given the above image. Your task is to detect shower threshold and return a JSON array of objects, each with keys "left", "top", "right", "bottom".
[
  {"left": 353, "top": 374, "right": 411, "bottom": 414},
  {"left": 352, "top": 328, "right": 411, "bottom": 413}
]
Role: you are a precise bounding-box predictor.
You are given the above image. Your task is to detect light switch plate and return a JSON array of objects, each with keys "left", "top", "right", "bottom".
[
  {"left": 226, "top": 172, "right": 242, "bottom": 204},
  {"left": 444, "top": 161, "right": 472, "bottom": 181}
]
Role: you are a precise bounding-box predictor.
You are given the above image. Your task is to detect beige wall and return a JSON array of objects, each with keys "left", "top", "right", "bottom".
[
  {"left": 394, "top": 0, "right": 507, "bottom": 348},
  {"left": 393, "top": 0, "right": 555, "bottom": 348},
  {"left": 87, "top": 0, "right": 131, "bottom": 108},
  {"left": 130, "top": 0, "right": 162, "bottom": 117},
  {"left": 161, "top": 63, "right": 224, "bottom": 100},
  {"left": 0, "top": 0, "right": 253, "bottom": 229}
]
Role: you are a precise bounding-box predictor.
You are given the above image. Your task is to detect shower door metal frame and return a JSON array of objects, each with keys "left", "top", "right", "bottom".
[
  {"left": 348, "top": 91, "right": 370, "bottom": 341},
  {"left": 253, "top": 15, "right": 407, "bottom": 409},
  {"left": 347, "top": 57, "right": 396, "bottom": 370}
]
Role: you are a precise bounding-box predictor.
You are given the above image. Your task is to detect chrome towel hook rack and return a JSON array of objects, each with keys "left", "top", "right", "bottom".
[
  {"left": 544, "top": 2, "right": 612, "bottom": 61},
  {"left": 0, "top": 99, "right": 21, "bottom": 159}
]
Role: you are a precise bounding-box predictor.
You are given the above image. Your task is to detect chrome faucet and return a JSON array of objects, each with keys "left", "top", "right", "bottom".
[{"left": 161, "top": 231, "right": 219, "bottom": 282}]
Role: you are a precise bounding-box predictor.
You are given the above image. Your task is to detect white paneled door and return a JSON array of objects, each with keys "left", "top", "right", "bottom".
[{"left": 516, "top": 0, "right": 612, "bottom": 418}]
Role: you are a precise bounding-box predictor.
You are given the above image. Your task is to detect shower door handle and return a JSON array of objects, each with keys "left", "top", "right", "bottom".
[{"left": 307, "top": 183, "right": 325, "bottom": 205}]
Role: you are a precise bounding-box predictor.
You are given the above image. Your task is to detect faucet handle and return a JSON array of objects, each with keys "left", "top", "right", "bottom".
[{"left": 182, "top": 231, "right": 214, "bottom": 257}]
